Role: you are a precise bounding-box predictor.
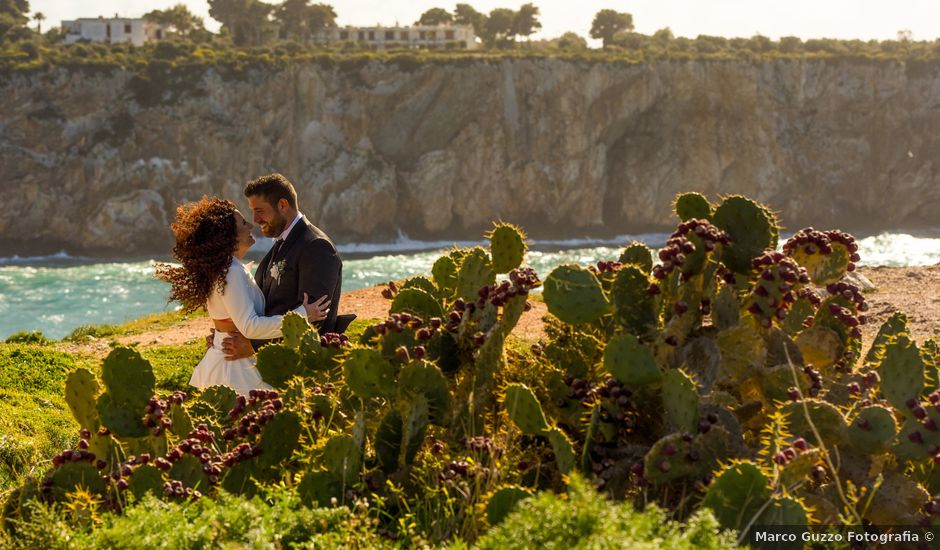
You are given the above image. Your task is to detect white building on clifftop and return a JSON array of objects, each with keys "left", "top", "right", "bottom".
[
  {"left": 62, "top": 16, "right": 168, "bottom": 47},
  {"left": 316, "top": 24, "right": 478, "bottom": 50}
]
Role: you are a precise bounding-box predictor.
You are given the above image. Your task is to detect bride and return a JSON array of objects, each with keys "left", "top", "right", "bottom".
[{"left": 156, "top": 197, "right": 329, "bottom": 395}]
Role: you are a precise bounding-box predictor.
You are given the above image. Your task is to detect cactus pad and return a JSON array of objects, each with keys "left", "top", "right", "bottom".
[
  {"left": 390, "top": 288, "right": 444, "bottom": 320},
  {"left": 190, "top": 385, "right": 238, "bottom": 426},
  {"left": 298, "top": 470, "right": 341, "bottom": 508},
  {"left": 455, "top": 247, "right": 496, "bottom": 301},
  {"left": 546, "top": 427, "right": 576, "bottom": 474},
  {"left": 716, "top": 326, "right": 766, "bottom": 384},
  {"left": 431, "top": 255, "right": 459, "bottom": 296},
  {"left": 399, "top": 360, "right": 451, "bottom": 425},
  {"left": 101, "top": 347, "right": 155, "bottom": 411},
  {"left": 604, "top": 333, "right": 662, "bottom": 386},
  {"left": 759, "top": 497, "right": 808, "bottom": 526},
  {"left": 168, "top": 403, "right": 193, "bottom": 438},
  {"left": 401, "top": 275, "right": 439, "bottom": 297},
  {"left": 49, "top": 461, "right": 106, "bottom": 501},
  {"left": 281, "top": 311, "right": 310, "bottom": 349},
  {"left": 168, "top": 455, "right": 210, "bottom": 490},
  {"left": 794, "top": 326, "right": 843, "bottom": 371},
  {"left": 299, "top": 329, "right": 328, "bottom": 372},
  {"left": 543, "top": 264, "right": 610, "bottom": 325},
  {"left": 780, "top": 399, "right": 847, "bottom": 446},
  {"left": 711, "top": 195, "right": 778, "bottom": 275},
  {"left": 343, "top": 349, "right": 397, "bottom": 400},
  {"left": 610, "top": 265, "right": 657, "bottom": 337},
  {"left": 864, "top": 471, "right": 929, "bottom": 525},
  {"left": 127, "top": 464, "right": 164, "bottom": 501},
  {"left": 618, "top": 242, "right": 654, "bottom": 273},
  {"left": 782, "top": 298, "right": 815, "bottom": 336},
  {"left": 662, "top": 369, "right": 699, "bottom": 433},
  {"left": 485, "top": 486, "right": 533, "bottom": 525},
  {"left": 879, "top": 334, "right": 924, "bottom": 411},
  {"left": 702, "top": 461, "right": 772, "bottom": 532},
  {"left": 97, "top": 393, "right": 146, "bottom": 438},
  {"left": 322, "top": 435, "right": 361, "bottom": 486},
  {"left": 220, "top": 461, "right": 258, "bottom": 497},
  {"left": 64, "top": 368, "right": 100, "bottom": 432},
  {"left": 255, "top": 344, "right": 301, "bottom": 389},
  {"left": 487, "top": 223, "right": 527, "bottom": 274},
  {"left": 258, "top": 411, "right": 301, "bottom": 469},
  {"left": 674, "top": 192, "right": 713, "bottom": 221},
  {"left": 848, "top": 405, "right": 897, "bottom": 454},
  {"left": 503, "top": 384, "right": 550, "bottom": 435}
]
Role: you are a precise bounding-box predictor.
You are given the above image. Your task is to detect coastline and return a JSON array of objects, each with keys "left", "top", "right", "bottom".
[{"left": 52, "top": 264, "right": 940, "bottom": 360}]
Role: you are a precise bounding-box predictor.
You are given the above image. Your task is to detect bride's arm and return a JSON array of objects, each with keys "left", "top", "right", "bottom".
[{"left": 221, "top": 266, "right": 307, "bottom": 340}]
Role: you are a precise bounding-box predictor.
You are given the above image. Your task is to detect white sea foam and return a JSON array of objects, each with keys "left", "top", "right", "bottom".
[{"left": 0, "top": 250, "right": 91, "bottom": 266}]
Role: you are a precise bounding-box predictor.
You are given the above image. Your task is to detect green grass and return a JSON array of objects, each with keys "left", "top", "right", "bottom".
[
  {"left": 0, "top": 390, "right": 76, "bottom": 489},
  {"left": 3, "top": 332, "right": 53, "bottom": 346},
  {"left": 62, "top": 309, "right": 199, "bottom": 343},
  {"left": 137, "top": 340, "right": 206, "bottom": 393},
  {"left": 0, "top": 344, "right": 74, "bottom": 396}
]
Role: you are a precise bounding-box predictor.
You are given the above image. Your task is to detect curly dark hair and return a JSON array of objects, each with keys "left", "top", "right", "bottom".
[{"left": 156, "top": 197, "right": 238, "bottom": 313}]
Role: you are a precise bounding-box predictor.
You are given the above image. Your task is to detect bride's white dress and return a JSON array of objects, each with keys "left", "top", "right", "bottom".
[{"left": 190, "top": 257, "right": 306, "bottom": 395}]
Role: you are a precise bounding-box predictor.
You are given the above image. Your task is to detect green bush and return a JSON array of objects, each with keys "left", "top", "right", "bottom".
[
  {"left": 4, "top": 331, "right": 52, "bottom": 345},
  {"left": 63, "top": 324, "right": 118, "bottom": 343},
  {"left": 475, "top": 475, "right": 736, "bottom": 549},
  {"left": 4, "top": 489, "right": 391, "bottom": 549}
]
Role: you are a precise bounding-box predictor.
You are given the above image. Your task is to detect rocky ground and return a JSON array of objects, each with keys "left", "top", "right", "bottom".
[{"left": 63, "top": 264, "right": 940, "bottom": 357}]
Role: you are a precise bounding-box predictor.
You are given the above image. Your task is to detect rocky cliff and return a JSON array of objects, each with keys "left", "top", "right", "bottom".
[{"left": 2, "top": 57, "right": 939, "bottom": 255}]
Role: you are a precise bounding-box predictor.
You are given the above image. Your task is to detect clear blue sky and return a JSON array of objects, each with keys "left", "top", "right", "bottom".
[{"left": 29, "top": 1, "right": 940, "bottom": 42}]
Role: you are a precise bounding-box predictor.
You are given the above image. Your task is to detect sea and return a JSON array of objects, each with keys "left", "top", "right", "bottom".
[{"left": 1, "top": 231, "right": 939, "bottom": 341}]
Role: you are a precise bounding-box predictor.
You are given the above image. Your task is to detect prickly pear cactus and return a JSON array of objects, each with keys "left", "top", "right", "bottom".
[
  {"left": 503, "top": 384, "right": 550, "bottom": 435},
  {"left": 618, "top": 242, "right": 654, "bottom": 273},
  {"left": 879, "top": 334, "right": 924, "bottom": 411},
  {"left": 485, "top": 486, "right": 533, "bottom": 525},
  {"left": 661, "top": 369, "right": 699, "bottom": 433},
  {"left": 610, "top": 265, "right": 657, "bottom": 337},
  {"left": 97, "top": 394, "right": 147, "bottom": 438},
  {"left": 711, "top": 195, "right": 778, "bottom": 275},
  {"left": 298, "top": 470, "right": 341, "bottom": 507},
  {"left": 702, "top": 461, "right": 772, "bottom": 532},
  {"left": 455, "top": 247, "right": 496, "bottom": 302},
  {"left": 127, "top": 464, "right": 164, "bottom": 501},
  {"left": 101, "top": 347, "right": 155, "bottom": 411},
  {"left": 487, "top": 223, "right": 527, "bottom": 274},
  {"left": 189, "top": 385, "right": 238, "bottom": 426},
  {"left": 167, "top": 403, "right": 193, "bottom": 438},
  {"left": 399, "top": 361, "right": 451, "bottom": 425},
  {"left": 281, "top": 311, "right": 310, "bottom": 349},
  {"left": 545, "top": 427, "right": 576, "bottom": 474},
  {"left": 604, "top": 333, "right": 661, "bottom": 386},
  {"left": 258, "top": 411, "right": 301, "bottom": 469},
  {"left": 848, "top": 405, "right": 897, "bottom": 454},
  {"left": 322, "top": 435, "right": 361, "bottom": 486},
  {"left": 780, "top": 399, "right": 848, "bottom": 446},
  {"left": 255, "top": 344, "right": 301, "bottom": 389},
  {"left": 673, "top": 192, "right": 712, "bottom": 221},
  {"left": 49, "top": 461, "right": 107, "bottom": 501},
  {"left": 543, "top": 265, "right": 610, "bottom": 325},
  {"left": 343, "top": 349, "right": 397, "bottom": 400},
  {"left": 401, "top": 276, "right": 438, "bottom": 297},
  {"left": 65, "top": 368, "right": 99, "bottom": 432},
  {"left": 866, "top": 312, "right": 908, "bottom": 365},
  {"left": 169, "top": 455, "right": 210, "bottom": 490},
  {"left": 390, "top": 288, "right": 443, "bottom": 320},
  {"left": 783, "top": 228, "right": 854, "bottom": 286},
  {"left": 432, "top": 255, "right": 459, "bottom": 297}
]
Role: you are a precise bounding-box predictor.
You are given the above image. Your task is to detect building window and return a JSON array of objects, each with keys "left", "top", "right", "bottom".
[
  {"left": 368, "top": 30, "right": 375, "bottom": 40},
  {"left": 124, "top": 24, "right": 131, "bottom": 33},
  {"left": 401, "top": 31, "right": 409, "bottom": 40},
  {"left": 339, "top": 30, "right": 348, "bottom": 39},
  {"left": 156, "top": 29, "right": 163, "bottom": 39},
  {"left": 357, "top": 31, "right": 365, "bottom": 40},
  {"left": 445, "top": 30, "right": 455, "bottom": 40},
  {"left": 385, "top": 30, "right": 394, "bottom": 40},
  {"left": 419, "top": 31, "right": 426, "bottom": 40},
  {"left": 428, "top": 31, "right": 436, "bottom": 40}
]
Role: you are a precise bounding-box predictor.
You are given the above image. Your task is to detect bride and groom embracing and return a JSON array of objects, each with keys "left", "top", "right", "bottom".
[{"left": 157, "top": 173, "right": 354, "bottom": 395}]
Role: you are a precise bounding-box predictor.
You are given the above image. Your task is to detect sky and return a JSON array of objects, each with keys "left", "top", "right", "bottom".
[{"left": 28, "top": 1, "right": 940, "bottom": 43}]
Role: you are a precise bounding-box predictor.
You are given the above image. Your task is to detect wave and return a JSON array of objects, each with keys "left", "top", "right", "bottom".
[
  {"left": 0, "top": 250, "right": 93, "bottom": 266},
  {"left": 332, "top": 230, "right": 672, "bottom": 256}
]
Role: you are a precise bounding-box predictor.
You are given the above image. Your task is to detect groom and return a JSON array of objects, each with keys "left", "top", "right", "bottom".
[{"left": 220, "top": 173, "right": 346, "bottom": 360}]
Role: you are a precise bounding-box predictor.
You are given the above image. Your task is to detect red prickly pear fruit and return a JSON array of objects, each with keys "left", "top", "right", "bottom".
[
  {"left": 907, "top": 398, "right": 919, "bottom": 409},
  {"left": 773, "top": 453, "right": 787, "bottom": 465},
  {"left": 783, "top": 448, "right": 797, "bottom": 461},
  {"left": 787, "top": 387, "right": 801, "bottom": 401},
  {"left": 909, "top": 431, "right": 924, "bottom": 444},
  {"left": 659, "top": 460, "right": 671, "bottom": 472},
  {"left": 793, "top": 438, "right": 807, "bottom": 451},
  {"left": 664, "top": 336, "right": 678, "bottom": 346},
  {"left": 914, "top": 406, "right": 928, "bottom": 419},
  {"left": 663, "top": 444, "right": 677, "bottom": 456}
]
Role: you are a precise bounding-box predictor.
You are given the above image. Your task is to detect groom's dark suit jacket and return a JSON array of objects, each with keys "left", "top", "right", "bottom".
[{"left": 250, "top": 216, "right": 342, "bottom": 350}]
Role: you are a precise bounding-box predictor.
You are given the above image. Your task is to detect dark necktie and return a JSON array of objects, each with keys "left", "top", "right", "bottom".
[{"left": 270, "top": 238, "right": 284, "bottom": 261}]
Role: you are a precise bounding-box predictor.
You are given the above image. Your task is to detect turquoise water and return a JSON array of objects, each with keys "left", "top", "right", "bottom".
[{"left": 1, "top": 232, "right": 939, "bottom": 340}]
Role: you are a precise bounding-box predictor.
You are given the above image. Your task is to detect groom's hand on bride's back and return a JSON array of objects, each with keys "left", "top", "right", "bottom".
[{"left": 221, "top": 331, "right": 255, "bottom": 361}]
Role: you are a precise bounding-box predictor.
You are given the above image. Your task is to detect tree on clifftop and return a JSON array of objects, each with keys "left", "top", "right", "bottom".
[
  {"left": 590, "top": 9, "right": 633, "bottom": 48},
  {"left": 513, "top": 3, "right": 541, "bottom": 41},
  {"left": 416, "top": 7, "right": 453, "bottom": 26},
  {"left": 144, "top": 4, "right": 205, "bottom": 36},
  {"left": 454, "top": 3, "right": 486, "bottom": 36},
  {"left": 0, "top": 0, "right": 30, "bottom": 42},
  {"left": 481, "top": 7, "right": 515, "bottom": 48},
  {"left": 208, "top": 0, "right": 273, "bottom": 47},
  {"left": 274, "top": 0, "right": 335, "bottom": 42}
]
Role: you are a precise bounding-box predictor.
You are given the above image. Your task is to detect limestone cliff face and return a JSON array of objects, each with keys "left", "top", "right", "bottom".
[{"left": 2, "top": 58, "right": 939, "bottom": 254}]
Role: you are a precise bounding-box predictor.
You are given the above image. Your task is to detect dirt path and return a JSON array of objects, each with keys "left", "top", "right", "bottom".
[{"left": 58, "top": 265, "right": 939, "bottom": 358}]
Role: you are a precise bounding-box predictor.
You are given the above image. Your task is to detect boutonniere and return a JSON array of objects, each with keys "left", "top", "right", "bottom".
[{"left": 269, "top": 259, "right": 287, "bottom": 284}]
